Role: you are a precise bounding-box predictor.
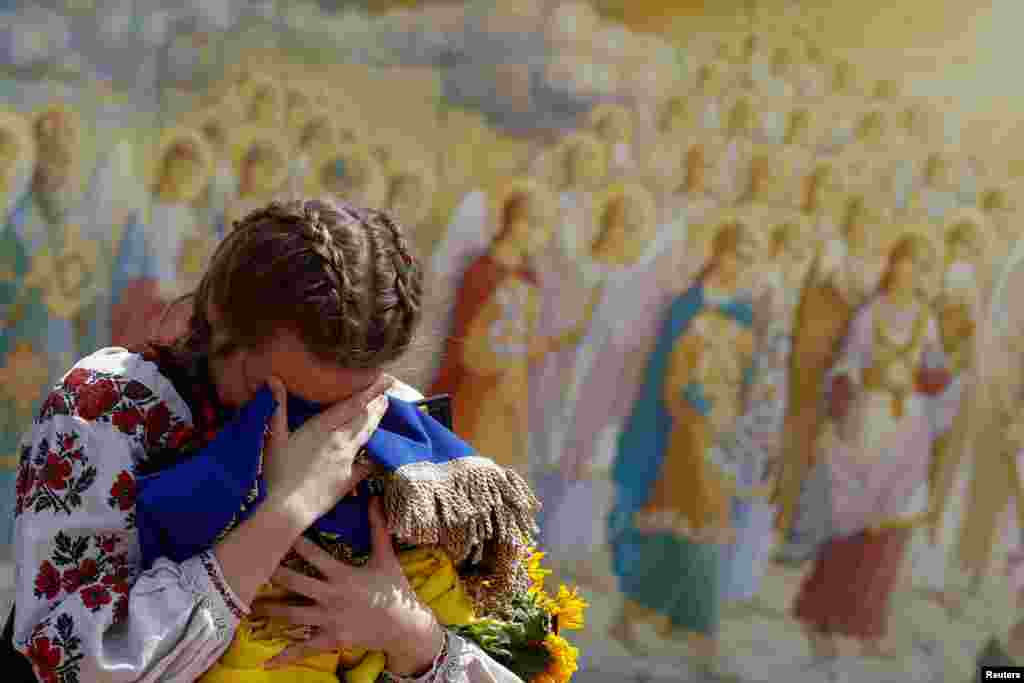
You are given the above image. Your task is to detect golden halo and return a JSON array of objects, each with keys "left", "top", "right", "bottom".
[
  {"left": 292, "top": 107, "right": 338, "bottom": 155},
  {"left": 488, "top": 176, "right": 558, "bottom": 238},
  {"left": 0, "top": 109, "right": 36, "bottom": 198},
  {"left": 658, "top": 91, "right": 693, "bottom": 134},
  {"left": 944, "top": 206, "right": 990, "bottom": 261},
  {"left": 305, "top": 142, "right": 387, "bottom": 209},
  {"left": 594, "top": 181, "right": 657, "bottom": 237},
  {"left": 552, "top": 130, "right": 608, "bottom": 190},
  {"left": 31, "top": 101, "right": 83, "bottom": 195},
  {"left": 150, "top": 126, "right": 214, "bottom": 204},
  {"left": 238, "top": 73, "right": 285, "bottom": 128},
  {"left": 885, "top": 219, "right": 944, "bottom": 293},
  {"left": 586, "top": 103, "right": 634, "bottom": 143},
  {"left": 382, "top": 157, "right": 437, "bottom": 227},
  {"left": 229, "top": 125, "right": 291, "bottom": 200}
]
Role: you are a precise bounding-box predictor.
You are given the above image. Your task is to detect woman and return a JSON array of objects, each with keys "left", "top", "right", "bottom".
[
  {"left": 608, "top": 218, "right": 759, "bottom": 682},
  {"left": 9, "top": 198, "right": 529, "bottom": 682},
  {"left": 792, "top": 232, "right": 953, "bottom": 664}
]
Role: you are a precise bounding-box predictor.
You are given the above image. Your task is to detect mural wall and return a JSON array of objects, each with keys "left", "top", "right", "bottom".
[{"left": 2, "top": 1, "right": 1024, "bottom": 681}]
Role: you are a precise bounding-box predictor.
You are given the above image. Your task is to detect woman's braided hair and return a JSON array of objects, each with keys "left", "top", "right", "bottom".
[{"left": 173, "top": 197, "right": 423, "bottom": 369}]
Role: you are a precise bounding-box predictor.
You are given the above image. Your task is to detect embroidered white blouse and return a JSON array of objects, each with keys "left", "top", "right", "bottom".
[{"left": 11, "top": 347, "right": 523, "bottom": 683}]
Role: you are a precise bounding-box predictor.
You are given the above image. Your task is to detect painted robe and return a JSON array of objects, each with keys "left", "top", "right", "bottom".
[
  {"left": 609, "top": 281, "right": 755, "bottom": 637},
  {"left": 429, "top": 254, "right": 540, "bottom": 474},
  {"left": 539, "top": 212, "right": 688, "bottom": 565},
  {"left": 717, "top": 267, "right": 801, "bottom": 601},
  {"left": 793, "top": 296, "right": 953, "bottom": 640}
]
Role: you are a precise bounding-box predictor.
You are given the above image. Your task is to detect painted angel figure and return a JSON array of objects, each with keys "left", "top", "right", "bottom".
[
  {"left": 792, "top": 230, "right": 953, "bottom": 662},
  {"left": 902, "top": 152, "right": 963, "bottom": 223},
  {"left": 957, "top": 221, "right": 1024, "bottom": 595},
  {"left": 690, "top": 62, "right": 727, "bottom": 133},
  {"left": 970, "top": 233, "right": 1024, "bottom": 668},
  {"left": 382, "top": 158, "right": 437, "bottom": 240},
  {"left": 225, "top": 126, "right": 291, "bottom": 228},
  {"left": 586, "top": 103, "right": 637, "bottom": 179},
  {"left": 17, "top": 102, "right": 130, "bottom": 383},
  {"left": 793, "top": 39, "right": 828, "bottom": 97},
  {"left": 286, "top": 109, "right": 339, "bottom": 199},
  {"left": 774, "top": 193, "right": 889, "bottom": 564},
  {"left": 607, "top": 217, "right": 761, "bottom": 682},
  {"left": 0, "top": 108, "right": 37, "bottom": 350},
  {"left": 907, "top": 256, "right": 982, "bottom": 615},
  {"left": 526, "top": 131, "right": 609, "bottom": 490},
  {"left": 111, "top": 128, "right": 213, "bottom": 348},
  {"left": 707, "top": 95, "right": 758, "bottom": 205},
  {"left": 191, "top": 105, "right": 239, "bottom": 239},
  {"left": 717, "top": 213, "right": 815, "bottom": 606},
  {"left": 428, "top": 179, "right": 584, "bottom": 476},
  {"left": 238, "top": 72, "right": 285, "bottom": 130},
  {"left": 539, "top": 182, "right": 686, "bottom": 591},
  {"left": 827, "top": 109, "right": 903, "bottom": 207},
  {"left": 764, "top": 106, "right": 816, "bottom": 210},
  {"left": 731, "top": 31, "right": 771, "bottom": 92},
  {"left": 980, "top": 185, "right": 1022, "bottom": 276}
]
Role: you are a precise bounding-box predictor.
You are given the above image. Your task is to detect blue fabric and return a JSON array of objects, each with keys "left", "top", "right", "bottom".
[{"left": 136, "top": 387, "right": 475, "bottom": 570}]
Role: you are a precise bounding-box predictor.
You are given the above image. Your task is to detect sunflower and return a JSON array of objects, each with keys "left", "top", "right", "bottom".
[
  {"left": 524, "top": 547, "right": 552, "bottom": 596},
  {"left": 547, "top": 585, "right": 587, "bottom": 632},
  {"left": 535, "top": 633, "right": 579, "bottom": 683}
]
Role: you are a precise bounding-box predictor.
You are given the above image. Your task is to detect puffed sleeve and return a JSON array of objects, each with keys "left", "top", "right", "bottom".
[{"left": 11, "top": 350, "right": 247, "bottom": 682}]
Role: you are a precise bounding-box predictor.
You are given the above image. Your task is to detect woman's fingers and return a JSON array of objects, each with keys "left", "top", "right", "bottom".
[
  {"left": 264, "top": 631, "right": 343, "bottom": 670},
  {"left": 267, "top": 376, "right": 289, "bottom": 450},
  {"left": 268, "top": 565, "right": 330, "bottom": 601},
  {"left": 290, "top": 535, "right": 348, "bottom": 582},
  {"left": 316, "top": 375, "right": 393, "bottom": 432},
  {"left": 367, "top": 496, "right": 398, "bottom": 569},
  {"left": 248, "top": 600, "right": 325, "bottom": 627}
]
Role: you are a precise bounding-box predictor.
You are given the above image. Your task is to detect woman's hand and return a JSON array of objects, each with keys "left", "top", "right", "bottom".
[
  {"left": 263, "top": 375, "right": 393, "bottom": 528},
  {"left": 252, "top": 497, "right": 445, "bottom": 677}
]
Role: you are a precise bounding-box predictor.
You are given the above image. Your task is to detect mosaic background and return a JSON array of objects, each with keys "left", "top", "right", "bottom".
[{"left": 3, "top": 1, "right": 1024, "bottom": 681}]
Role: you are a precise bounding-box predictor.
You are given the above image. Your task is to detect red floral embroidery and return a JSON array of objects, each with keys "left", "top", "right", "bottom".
[
  {"left": 75, "top": 379, "right": 119, "bottom": 421},
  {"left": 26, "top": 614, "right": 83, "bottom": 683},
  {"left": 26, "top": 636, "right": 62, "bottom": 683},
  {"left": 123, "top": 380, "right": 153, "bottom": 401},
  {"left": 37, "top": 366, "right": 189, "bottom": 449},
  {"left": 16, "top": 432, "right": 97, "bottom": 517},
  {"left": 63, "top": 368, "right": 90, "bottom": 391},
  {"left": 107, "top": 471, "right": 136, "bottom": 512},
  {"left": 111, "top": 406, "right": 145, "bottom": 435},
  {"left": 34, "top": 561, "right": 61, "bottom": 600},
  {"left": 80, "top": 584, "right": 112, "bottom": 611},
  {"left": 33, "top": 532, "right": 136, "bottom": 617},
  {"left": 41, "top": 453, "right": 73, "bottom": 491},
  {"left": 144, "top": 403, "right": 172, "bottom": 448}
]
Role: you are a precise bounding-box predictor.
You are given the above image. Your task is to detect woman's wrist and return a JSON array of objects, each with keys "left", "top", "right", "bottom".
[{"left": 384, "top": 608, "right": 447, "bottom": 679}]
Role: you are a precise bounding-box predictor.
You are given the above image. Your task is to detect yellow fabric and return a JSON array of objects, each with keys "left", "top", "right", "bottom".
[{"left": 199, "top": 548, "right": 476, "bottom": 683}]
